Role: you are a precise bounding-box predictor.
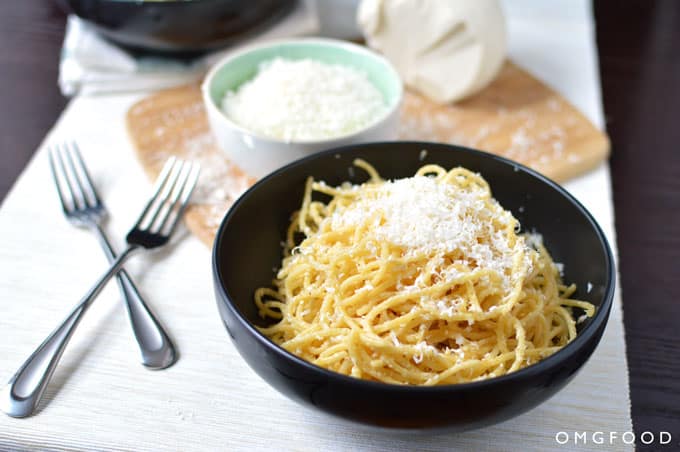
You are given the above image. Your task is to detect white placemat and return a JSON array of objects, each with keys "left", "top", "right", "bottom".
[{"left": 0, "top": 0, "right": 632, "bottom": 450}]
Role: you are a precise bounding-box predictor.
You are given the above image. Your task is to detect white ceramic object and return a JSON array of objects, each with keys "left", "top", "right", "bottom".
[
  {"left": 201, "top": 38, "right": 403, "bottom": 179},
  {"left": 315, "top": 0, "right": 363, "bottom": 40}
]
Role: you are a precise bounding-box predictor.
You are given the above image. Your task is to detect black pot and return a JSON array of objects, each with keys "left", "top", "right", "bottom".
[
  {"left": 212, "top": 141, "right": 616, "bottom": 430},
  {"left": 60, "top": 0, "right": 296, "bottom": 55}
]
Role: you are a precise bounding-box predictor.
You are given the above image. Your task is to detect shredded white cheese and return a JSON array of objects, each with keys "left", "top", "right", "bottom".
[
  {"left": 328, "top": 175, "right": 530, "bottom": 288},
  {"left": 221, "top": 58, "right": 387, "bottom": 141}
]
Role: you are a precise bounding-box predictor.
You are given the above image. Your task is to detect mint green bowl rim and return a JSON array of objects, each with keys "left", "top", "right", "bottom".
[{"left": 201, "top": 37, "right": 404, "bottom": 145}]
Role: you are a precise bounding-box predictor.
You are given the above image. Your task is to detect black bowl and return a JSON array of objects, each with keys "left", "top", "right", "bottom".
[
  {"left": 212, "top": 142, "right": 615, "bottom": 430},
  {"left": 60, "top": 0, "right": 296, "bottom": 55}
]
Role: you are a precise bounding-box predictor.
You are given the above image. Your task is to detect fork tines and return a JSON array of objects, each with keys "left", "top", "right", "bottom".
[
  {"left": 135, "top": 157, "right": 200, "bottom": 238},
  {"left": 48, "top": 142, "right": 102, "bottom": 215}
]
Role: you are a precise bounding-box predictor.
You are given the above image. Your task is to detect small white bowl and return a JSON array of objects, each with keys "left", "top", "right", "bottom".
[{"left": 201, "top": 38, "right": 403, "bottom": 178}]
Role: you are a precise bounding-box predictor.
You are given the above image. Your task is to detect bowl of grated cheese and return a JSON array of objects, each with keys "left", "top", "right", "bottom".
[
  {"left": 212, "top": 141, "right": 616, "bottom": 430},
  {"left": 201, "top": 38, "right": 403, "bottom": 178}
]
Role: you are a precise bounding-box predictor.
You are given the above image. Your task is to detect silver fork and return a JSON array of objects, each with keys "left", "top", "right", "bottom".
[
  {"left": 0, "top": 156, "right": 200, "bottom": 418},
  {"left": 48, "top": 142, "right": 176, "bottom": 370}
]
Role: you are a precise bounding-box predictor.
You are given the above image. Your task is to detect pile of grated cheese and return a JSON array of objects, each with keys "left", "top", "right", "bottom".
[
  {"left": 221, "top": 58, "right": 388, "bottom": 142},
  {"left": 327, "top": 175, "right": 531, "bottom": 288}
]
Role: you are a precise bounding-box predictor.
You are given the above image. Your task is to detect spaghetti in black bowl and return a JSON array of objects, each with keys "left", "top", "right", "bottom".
[{"left": 212, "top": 141, "right": 615, "bottom": 430}]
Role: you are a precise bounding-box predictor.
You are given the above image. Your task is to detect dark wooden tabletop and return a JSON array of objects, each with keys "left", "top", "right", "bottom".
[
  {"left": 1, "top": 1, "right": 678, "bottom": 449},
  {"left": 595, "top": 0, "right": 680, "bottom": 446}
]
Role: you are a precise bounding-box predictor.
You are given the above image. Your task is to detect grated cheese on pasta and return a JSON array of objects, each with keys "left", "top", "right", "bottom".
[{"left": 328, "top": 175, "right": 530, "bottom": 288}]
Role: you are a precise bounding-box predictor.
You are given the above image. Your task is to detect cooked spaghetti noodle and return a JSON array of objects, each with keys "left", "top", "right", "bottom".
[{"left": 255, "top": 160, "right": 595, "bottom": 385}]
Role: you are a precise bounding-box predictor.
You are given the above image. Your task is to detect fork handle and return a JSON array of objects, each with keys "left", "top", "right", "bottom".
[
  {"left": 93, "top": 225, "right": 176, "bottom": 370},
  {"left": 0, "top": 246, "right": 138, "bottom": 418}
]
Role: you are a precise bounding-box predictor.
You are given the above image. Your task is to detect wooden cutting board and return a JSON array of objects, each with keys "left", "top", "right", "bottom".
[{"left": 126, "top": 60, "right": 610, "bottom": 248}]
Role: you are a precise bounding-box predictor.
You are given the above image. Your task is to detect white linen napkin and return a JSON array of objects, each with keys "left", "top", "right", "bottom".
[{"left": 58, "top": 0, "right": 320, "bottom": 96}]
